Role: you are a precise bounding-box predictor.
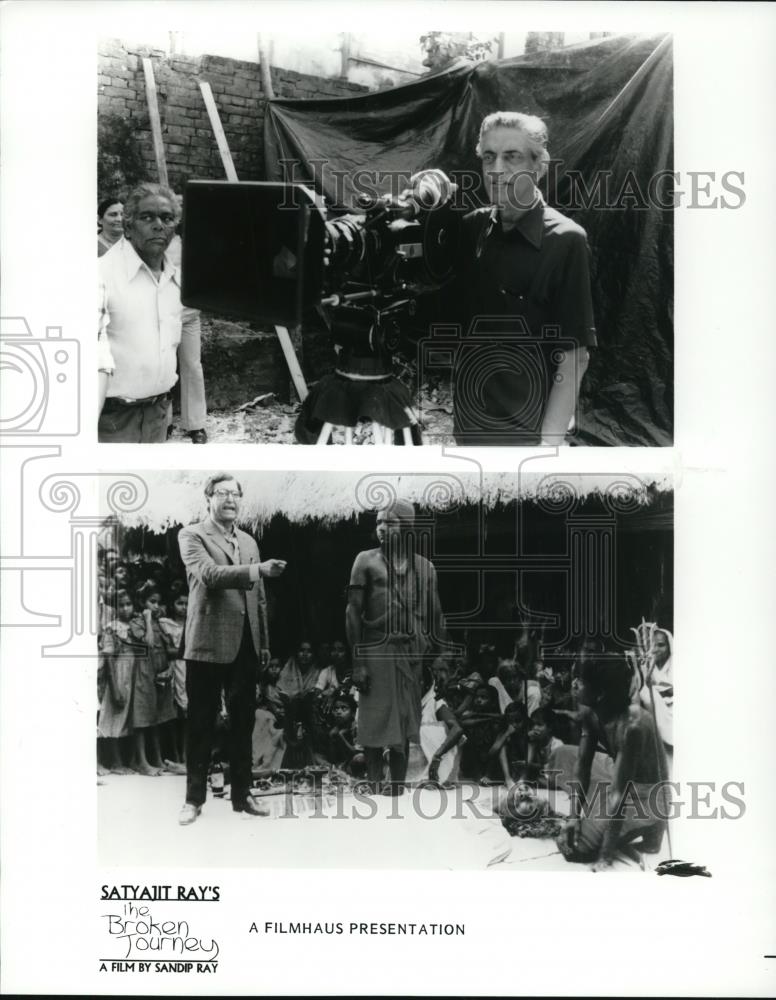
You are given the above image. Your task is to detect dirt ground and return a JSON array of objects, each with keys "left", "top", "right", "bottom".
[
  {"left": 97, "top": 771, "right": 666, "bottom": 872},
  {"left": 170, "top": 382, "right": 456, "bottom": 445}
]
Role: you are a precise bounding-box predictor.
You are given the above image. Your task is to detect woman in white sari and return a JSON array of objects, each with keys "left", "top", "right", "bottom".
[{"left": 640, "top": 627, "right": 673, "bottom": 749}]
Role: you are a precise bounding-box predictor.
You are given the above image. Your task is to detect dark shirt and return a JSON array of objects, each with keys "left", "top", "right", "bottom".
[{"left": 453, "top": 201, "right": 597, "bottom": 445}]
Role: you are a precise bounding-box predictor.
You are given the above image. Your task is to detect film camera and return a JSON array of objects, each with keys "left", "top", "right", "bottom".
[{"left": 180, "top": 171, "right": 461, "bottom": 441}]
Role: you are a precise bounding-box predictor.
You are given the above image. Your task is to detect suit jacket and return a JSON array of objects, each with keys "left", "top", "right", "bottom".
[{"left": 178, "top": 517, "right": 269, "bottom": 664}]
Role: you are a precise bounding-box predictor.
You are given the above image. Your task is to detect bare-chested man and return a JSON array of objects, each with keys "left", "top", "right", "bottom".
[
  {"left": 346, "top": 500, "right": 447, "bottom": 795},
  {"left": 557, "top": 655, "right": 669, "bottom": 870}
]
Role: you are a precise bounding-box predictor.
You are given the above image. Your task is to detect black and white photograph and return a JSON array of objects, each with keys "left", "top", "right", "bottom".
[
  {"left": 2, "top": 1, "right": 776, "bottom": 996},
  {"left": 96, "top": 468, "right": 675, "bottom": 871},
  {"left": 96, "top": 26, "right": 673, "bottom": 446}
]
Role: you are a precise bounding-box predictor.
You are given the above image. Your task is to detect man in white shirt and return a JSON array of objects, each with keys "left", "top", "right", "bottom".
[{"left": 98, "top": 183, "right": 201, "bottom": 443}]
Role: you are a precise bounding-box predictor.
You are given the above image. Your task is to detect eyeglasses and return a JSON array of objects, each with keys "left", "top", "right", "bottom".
[
  {"left": 135, "top": 212, "right": 177, "bottom": 226},
  {"left": 213, "top": 489, "right": 242, "bottom": 499}
]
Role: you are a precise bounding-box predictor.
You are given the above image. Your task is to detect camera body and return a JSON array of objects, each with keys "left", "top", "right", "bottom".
[
  {"left": 0, "top": 318, "right": 80, "bottom": 435},
  {"left": 180, "top": 175, "right": 461, "bottom": 373},
  {"left": 417, "top": 316, "right": 583, "bottom": 443}
]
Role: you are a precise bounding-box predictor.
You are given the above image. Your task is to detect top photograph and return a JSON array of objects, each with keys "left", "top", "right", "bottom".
[{"left": 96, "top": 28, "right": 673, "bottom": 446}]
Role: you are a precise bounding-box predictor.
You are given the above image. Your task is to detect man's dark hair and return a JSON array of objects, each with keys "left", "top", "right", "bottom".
[
  {"left": 578, "top": 656, "right": 632, "bottom": 714},
  {"left": 203, "top": 472, "right": 243, "bottom": 498}
]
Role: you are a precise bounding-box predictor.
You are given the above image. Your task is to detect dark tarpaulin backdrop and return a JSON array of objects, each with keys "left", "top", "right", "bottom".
[{"left": 263, "top": 33, "right": 673, "bottom": 446}]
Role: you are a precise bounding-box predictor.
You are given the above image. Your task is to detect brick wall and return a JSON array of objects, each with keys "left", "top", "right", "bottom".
[{"left": 98, "top": 38, "right": 368, "bottom": 190}]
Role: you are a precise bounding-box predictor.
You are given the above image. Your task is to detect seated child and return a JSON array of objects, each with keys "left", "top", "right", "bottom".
[
  {"left": 258, "top": 658, "right": 284, "bottom": 716},
  {"left": 251, "top": 659, "right": 287, "bottom": 772},
  {"left": 521, "top": 707, "right": 564, "bottom": 783},
  {"left": 457, "top": 684, "right": 505, "bottom": 783},
  {"left": 320, "top": 692, "right": 362, "bottom": 773},
  {"left": 252, "top": 701, "right": 287, "bottom": 772},
  {"left": 486, "top": 701, "right": 530, "bottom": 785},
  {"left": 421, "top": 662, "right": 464, "bottom": 784}
]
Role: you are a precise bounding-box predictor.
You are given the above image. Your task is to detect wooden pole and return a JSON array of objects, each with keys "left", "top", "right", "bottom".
[
  {"left": 197, "top": 81, "right": 308, "bottom": 401},
  {"left": 274, "top": 325, "right": 309, "bottom": 402},
  {"left": 340, "top": 32, "right": 351, "bottom": 78},
  {"left": 142, "top": 57, "right": 169, "bottom": 187},
  {"left": 257, "top": 33, "right": 275, "bottom": 99},
  {"left": 198, "top": 81, "right": 238, "bottom": 182}
]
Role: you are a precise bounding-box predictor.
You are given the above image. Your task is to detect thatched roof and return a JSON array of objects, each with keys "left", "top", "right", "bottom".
[{"left": 98, "top": 470, "right": 672, "bottom": 533}]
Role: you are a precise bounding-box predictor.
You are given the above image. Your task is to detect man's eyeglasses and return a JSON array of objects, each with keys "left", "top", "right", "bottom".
[
  {"left": 213, "top": 489, "right": 242, "bottom": 499},
  {"left": 136, "top": 212, "right": 177, "bottom": 226}
]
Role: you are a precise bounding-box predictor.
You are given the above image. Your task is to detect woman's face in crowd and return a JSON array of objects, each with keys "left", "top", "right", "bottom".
[
  {"left": 298, "top": 643, "right": 313, "bottom": 668},
  {"left": 144, "top": 593, "right": 162, "bottom": 618},
  {"left": 117, "top": 595, "right": 134, "bottom": 622},
  {"left": 331, "top": 640, "right": 347, "bottom": 664},
  {"left": 433, "top": 665, "right": 450, "bottom": 694},
  {"left": 99, "top": 202, "right": 124, "bottom": 237},
  {"left": 173, "top": 595, "right": 188, "bottom": 620},
  {"left": 652, "top": 631, "right": 670, "bottom": 667}
]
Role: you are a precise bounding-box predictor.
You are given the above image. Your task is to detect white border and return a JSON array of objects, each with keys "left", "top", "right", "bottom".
[{"left": 2, "top": 2, "right": 775, "bottom": 996}]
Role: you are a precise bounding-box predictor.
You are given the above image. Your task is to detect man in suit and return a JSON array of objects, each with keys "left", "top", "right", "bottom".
[{"left": 177, "top": 472, "right": 286, "bottom": 825}]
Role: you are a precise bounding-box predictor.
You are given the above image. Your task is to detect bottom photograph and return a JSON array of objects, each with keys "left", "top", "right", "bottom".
[{"left": 96, "top": 468, "right": 674, "bottom": 872}]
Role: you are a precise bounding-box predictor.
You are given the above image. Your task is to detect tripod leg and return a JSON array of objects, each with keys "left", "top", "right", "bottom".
[
  {"left": 316, "top": 422, "right": 333, "bottom": 445},
  {"left": 404, "top": 406, "right": 427, "bottom": 446}
]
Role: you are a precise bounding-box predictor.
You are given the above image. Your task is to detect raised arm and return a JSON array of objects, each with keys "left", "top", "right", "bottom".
[
  {"left": 572, "top": 707, "right": 597, "bottom": 808},
  {"left": 561, "top": 705, "right": 598, "bottom": 854},
  {"left": 178, "top": 528, "right": 256, "bottom": 590},
  {"left": 428, "top": 703, "right": 464, "bottom": 783}
]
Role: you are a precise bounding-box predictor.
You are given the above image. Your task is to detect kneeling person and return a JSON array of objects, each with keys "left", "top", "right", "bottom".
[{"left": 557, "top": 656, "right": 669, "bottom": 869}]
